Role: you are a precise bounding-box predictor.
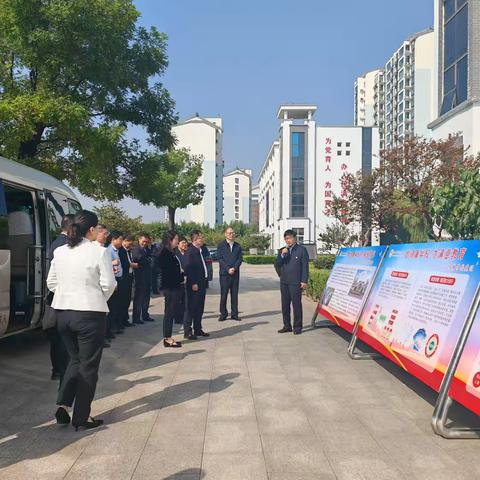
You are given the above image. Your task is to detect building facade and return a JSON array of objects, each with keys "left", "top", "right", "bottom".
[
  {"left": 429, "top": 0, "right": 480, "bottom": 155},
  {"left": 356, "top": 30, "right": 435, "bottom": 150},
  {"left": 250, "top": 184, "right": 259, "bottom": 227},
  {"left": 258, "top": 105, "right": 380, "bottom": 251},
  {"left": 171, "top": 115, "right": 223, "bottom": 227},
  {"left": 354, "top": 69, "right": 382, "bottom": 127},
  {"left": 223, "top": 168, "right": 252, "bottom": 224}
]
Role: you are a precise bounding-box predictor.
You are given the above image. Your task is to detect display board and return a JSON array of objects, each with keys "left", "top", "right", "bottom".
[
  {"left": 317, "top": 246, "right": 388, "bottom": 333},
  {"left": 450, "top": 306, "right": 480, "bottom": 417},
  {"left": 356, "top": 240, "right": 480, "bottom": 392}
]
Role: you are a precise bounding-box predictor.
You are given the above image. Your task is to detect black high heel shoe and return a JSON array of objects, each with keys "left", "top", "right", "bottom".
[
  {"left": 73, "top": 417, "right": 104, "bottom": 431},
  {"left": 55, "top": 407, "right": 71, "bottom": 425},
  {"left": 163, "top": 338, "right": 182, "bottom": 348}
]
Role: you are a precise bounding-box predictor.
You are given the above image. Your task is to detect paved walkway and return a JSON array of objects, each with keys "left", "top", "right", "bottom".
[{"left": 1, "top": 264, "right": 479, "bottom": 480}]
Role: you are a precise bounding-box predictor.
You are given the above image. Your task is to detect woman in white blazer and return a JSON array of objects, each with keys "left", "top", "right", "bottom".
[{"left": 47, "top": 210, "right": 116, "bottom": 431}]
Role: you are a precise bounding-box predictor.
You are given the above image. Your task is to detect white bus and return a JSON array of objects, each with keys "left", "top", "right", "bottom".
[{"left": 0, "top": 156, "right": 81, "bottom": 337}]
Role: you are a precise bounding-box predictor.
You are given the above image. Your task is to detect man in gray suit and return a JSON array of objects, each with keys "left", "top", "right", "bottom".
[{"left": 275, "top": 229, "right": 309, "bottom": 335}]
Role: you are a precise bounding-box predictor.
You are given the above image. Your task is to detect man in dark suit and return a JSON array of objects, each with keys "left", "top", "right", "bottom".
[
  {"left": 275, "top": 229, "right": 309, "bottom": 335},
  {"left": 45, "top": 214, "right": 74, "bottom": 379},
  {"left": 119, "top": 234, "right": 136, "bottom": 328},
  {"left": 184, "top": 230, "right": 210, "bottom": 340},
  {"left": 217, "top": 227, "right": 243, "bottom": 321},
  {"left": 132, "top": 233, "right": 154, "bottom": 324}
]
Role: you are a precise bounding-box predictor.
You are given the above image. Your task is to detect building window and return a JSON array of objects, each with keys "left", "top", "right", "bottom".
[
  {"left": 235, "top": 184, "right": 239, "bottom": 191},
  {"left": 235, "top": 199, "right": 239, "bottom": 205},
  {"left": 337, "top": 151, "right": 342, "bottom": 156},
  {"left": 346, "top": 142, "right": 351, "bottom": 147},
  {"left": 337, "top": 142, "right": 342, "bottom": 147},
  {"left": 441, "top": 0, "right": 468, "bottom": 115},
  {"left": 235, "top": 178, "right": 239, "bottom": 184},
  {"left": 235, "top": 213, "right": 239, "bottom": 219},
  {"left": 235, "top": 192, "right": 239, "bottom": 198},
  {"left": 235, "top": 206, "right": 239, "bottom": 212},
  {"left": 292, "top": 227, "right": 304, "bottom": 244},
  {"left": 346, "top": 151, "right": 351, "bottom": 156},
  {"left": 290, "top": 132, "right": 305, "bottom": 218}
]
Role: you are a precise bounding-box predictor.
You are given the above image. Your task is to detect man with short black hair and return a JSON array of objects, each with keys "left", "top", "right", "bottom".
[
  {"left": 217, "top": 227, "right": 243, "bottom": 321},
  {"left": 184, "top": 230, "right": 210, "bottom": 340},
  {"left": 275, "top": 229, "right": 309, "bottom": 335},
  {"left": 132, "top": 233, "right": 154, "bottom": 324}
]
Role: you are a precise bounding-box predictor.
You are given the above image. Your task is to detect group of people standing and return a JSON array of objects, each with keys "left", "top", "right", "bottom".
[{"left": 44, "top": 210, "right": 247, "bottom": 430}]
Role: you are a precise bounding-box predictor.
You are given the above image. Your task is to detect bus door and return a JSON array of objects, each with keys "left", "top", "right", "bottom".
[
  {"left": 0, "top": 180, "right": 9, "bottom": 336},
  {"left": 4, "top": 182, "right": 42, "bottom": 331}
]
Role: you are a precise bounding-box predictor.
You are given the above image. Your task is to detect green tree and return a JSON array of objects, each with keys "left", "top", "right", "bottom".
[
  {"left": 329, "top": 136, "right": 476, "bottom": 244},
  {"left": 318, "top": 222, "right": 357, "bottom": 254},
  {"left": 433, "top": 168, "right": 480, "bottom": 239},
  {"left": 93, "top": 204, "right": 144, "bottom": 236},
  {"left": 0, "top": 0, "right": 177, "bottom": 200},
  {"left": 135, "top": 148, "right": 204, "bottom": 230}
]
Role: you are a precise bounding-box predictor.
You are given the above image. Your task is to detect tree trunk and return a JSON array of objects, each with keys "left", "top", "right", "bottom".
[
  {"left": 18, "top": 124, "right": 45, "bottom": 161},
  {"left": 168, "top": 206, "right": 176, "bottom": 230}
]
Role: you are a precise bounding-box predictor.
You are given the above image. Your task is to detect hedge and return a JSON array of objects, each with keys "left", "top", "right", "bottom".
[
  {"left": 306, "top": 267, "right": 331, "bottom": 301},
  {"left": 314, "top": 254, "right": 336, "bottom": 270},
  {"left": 243, "top": 255, "right": 277, "bottom": 264}
]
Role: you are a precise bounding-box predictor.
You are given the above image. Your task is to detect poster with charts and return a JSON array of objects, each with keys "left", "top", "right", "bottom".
[
  {"left": 356, "top": 240, "right": 480, "bottom": 393},
  {"left": 318, "top": 246, "right": 387, "bottom": 333}
]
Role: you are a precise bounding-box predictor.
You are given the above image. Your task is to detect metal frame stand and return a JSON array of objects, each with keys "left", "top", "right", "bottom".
[
  {"left": 431, "top": 285, "right": 480, "bottom": 439},
  {"left": 311, "top": 309, "right": 340, "bottom": 328}
]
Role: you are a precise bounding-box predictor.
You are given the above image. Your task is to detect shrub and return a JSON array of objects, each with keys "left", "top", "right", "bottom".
[
  {"left": 243, "top": 255, "right": 277, "bottom": 265},
  {"left": 314, "top": 254, "right": 336, "bottom": 270},
  {"left": 306, "top": 268, "right": 331, "bottom": 301}
]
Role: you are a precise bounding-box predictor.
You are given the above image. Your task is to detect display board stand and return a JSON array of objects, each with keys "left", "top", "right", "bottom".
[
  {"left": 432, "top": 284, "right": 480, "bottom": 438},
  {"left": 346, "top": 247, "right": 388, "bottom": 359},
  {"left": 311, "top": 309, "right": 340, "bottom": 329}
]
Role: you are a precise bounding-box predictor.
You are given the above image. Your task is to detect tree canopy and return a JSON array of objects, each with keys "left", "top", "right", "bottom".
[{"left": 0, "top": 0, "right": 177, "bottom": 200}]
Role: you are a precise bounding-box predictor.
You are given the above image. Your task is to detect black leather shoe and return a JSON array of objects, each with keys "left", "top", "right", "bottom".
[
  {"left": 73, "top": 417, "right": 104, "bottom": 431},
  {"left": 293, "top": 330, "right": 302, "bottom": 335},
  {"left": 133, "top": 320, "right": 144, "bottom": 325},
  {"left": 278, "top": 327, "right": 293, "bottom": 333},
  {"left": 51, "top": 371, "right": 61, "bottom": 381},
  {"left": 184, "top": 331, "right": 197, "bottom": 340},
  {"left": 123, "top": 322, "right": 134, "bottom": 328},
  {"left": 195, "top": 330, "right": 210, "bottom": 337},
  {"left": 218, "top": 316, "right": 227, "bottom": 322},
  {"left": 144, "top": 317, "right": 154, "bottom": 322},
  {"left": 231, "top": 316, "right": 242, "bottom": 321},
  {"left": 55, "top": 407, "right": 71, "bottom": 425},
  {"left": 103, "top": 341, "right": 111, "bottom": 348}
]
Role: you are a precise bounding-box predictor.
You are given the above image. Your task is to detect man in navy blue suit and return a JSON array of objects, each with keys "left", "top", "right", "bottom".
[
  {"left": 217, "top": 227, "right": 243, "bottom": 321},
  {"left": 275, "top": 229, "right": 309, "bottom": 335}
]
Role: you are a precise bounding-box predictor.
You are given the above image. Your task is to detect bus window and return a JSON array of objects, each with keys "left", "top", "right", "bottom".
[
  {"left": 68, "top": 199, "right": 81, "bottom": 214},
  {"left": 46, "top": 192, "right": 68, "bottom": 245},
  {"left": 0, "top": 180, "right": 7, "bottom": 249}
]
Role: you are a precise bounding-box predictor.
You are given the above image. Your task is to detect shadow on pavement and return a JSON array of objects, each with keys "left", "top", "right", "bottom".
[{"left": 162, "top": 469, "right": 205, "bottom": 479}]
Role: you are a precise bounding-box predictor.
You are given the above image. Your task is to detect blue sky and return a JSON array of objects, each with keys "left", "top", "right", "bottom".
[{"left": 80, "top": 0, "right": 434, "bottom": 222}]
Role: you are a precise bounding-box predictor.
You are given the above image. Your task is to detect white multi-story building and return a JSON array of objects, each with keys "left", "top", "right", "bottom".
[
  {"left": 223, "top": 168, "right": 252, "bottom": 224},
  {"left": 356, "top": 30, "right": 435, "bottom": 150},
  {"left": 429, "top": 0, "right": 480, "bottom": 155},
  {"left": 354, "top": 69, "right": 382, "bottom": 126},
  {"left": 258, "top": 105, "right": 380, "bottom": 251},
  {"left": 171, "top": 115, "right": 223, "bottom": 226}
]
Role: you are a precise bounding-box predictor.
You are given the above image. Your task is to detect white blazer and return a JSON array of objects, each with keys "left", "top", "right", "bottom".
[{"left": 47, "top": 239, "right": 117, "bottom": 312}]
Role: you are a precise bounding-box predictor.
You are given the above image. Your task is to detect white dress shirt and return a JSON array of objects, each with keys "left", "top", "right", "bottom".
[
  {"left": 47, "top": 239, "right": 117, "bottom": 312},
  {"left": 198, "top": 246, "right": 208, "bottom": 278}
]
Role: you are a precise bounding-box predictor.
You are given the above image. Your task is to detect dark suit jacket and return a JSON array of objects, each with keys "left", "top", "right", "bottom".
[
  {"left": 184, "top": 244, "right": 208, "bottom": 286},
  {"left": 275, "top": 243, "right": 309, "bottom": 285},
  {"left": 158, "top": 248, "right": 184, "bottom": 290},
  {"left": 201, "top": 245, "right": 214, "bottom": 281},
  {"left": 132, "top": 244, "right": 152, "bottom": 285},
  {"left": 48, "top": 233, "right": 67, "bottom": 264},
  {"left": 217, "top": 240, "right": 243, "bottom": 276},
  {"left": 118, "top": 246, "right": 131, "bottom": 281}
]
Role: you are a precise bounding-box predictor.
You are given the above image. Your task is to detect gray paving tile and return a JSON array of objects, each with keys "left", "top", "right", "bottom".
[
  {"left": 201, "top": 452, "right": 268, "bottom": 480},
  {"left": 204, "top": 419, "right": 262, "bottom": 454}
]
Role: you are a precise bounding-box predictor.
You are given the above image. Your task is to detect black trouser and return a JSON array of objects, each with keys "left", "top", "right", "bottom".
[
  {"left": 185, "top": 280, "right": 207, "bottom": 334},
  {"left": 280, "top": 283, "right": 303, "bottom": 331},
  {"left": 56, "top": 310, "right": 106, "bottom": 425},
  {"left": 163, "top": 287, "right": 182, "bottom": 338},
  {"left": 133, "top": 280, "right": 151, "bottom": 322},
  {"left": 219, "top": 273, "right": 239, "bottom": 318},
  {"left": 119, "top": 274, "right": 133, "bottom": 325},
  {"left": 45, "top": 326, "right": 69, "bottom": 382},
  {"left": 107, "top": 284, "right": 122, "bottom": 334}
]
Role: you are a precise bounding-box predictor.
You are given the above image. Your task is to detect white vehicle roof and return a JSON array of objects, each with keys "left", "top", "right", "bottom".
[{"left": 0, "top": 156, "right": 78, "bottom": 200}]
